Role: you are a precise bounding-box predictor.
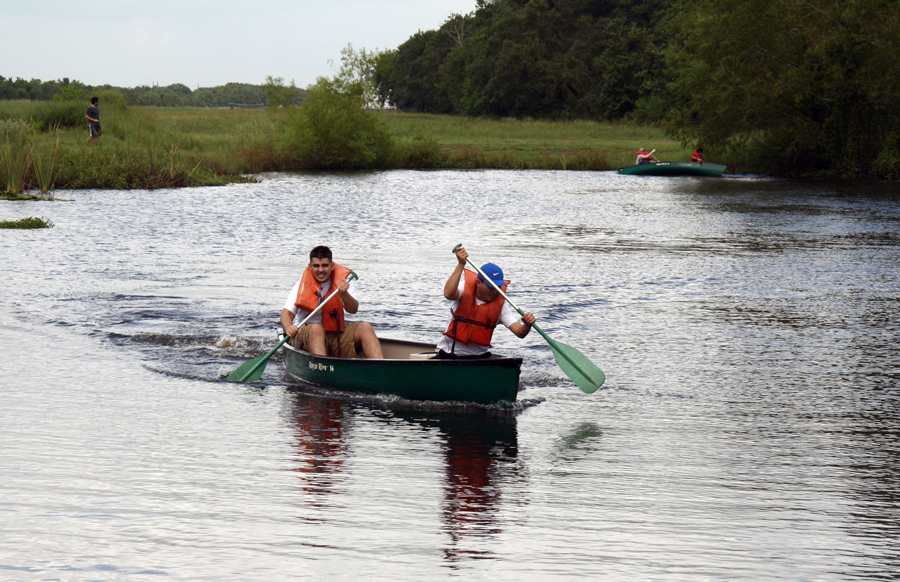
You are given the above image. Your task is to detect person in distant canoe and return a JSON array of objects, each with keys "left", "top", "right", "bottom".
[
  {"left": 85, "top": 96, "right": 100, "bottom": 146},
  {"left": 436, "top": 245, "right": 536, "bottom": 359},
  {"left": 691, "top": 148, "right": 704, "bottom": 163},
  {"left": 280, "top": 245, "right": 383, "bottom": 359},
  {"left": 635, "top": 147, "right": 658, "bottom": 165}
]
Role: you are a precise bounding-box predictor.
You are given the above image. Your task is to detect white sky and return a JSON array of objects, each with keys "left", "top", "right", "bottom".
[{"left": 2, "top": 0, "right": 478, "bottom": 89}]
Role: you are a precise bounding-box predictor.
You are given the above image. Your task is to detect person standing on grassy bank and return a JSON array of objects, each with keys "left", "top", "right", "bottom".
[
  {"left": 280, "top": 245, "right": 384, "bottom": 359},
  {"left": 85, "top": 97, "right": 100, "bottom": 146},
  {"left": 435, "top": 245, "right": 536, "bottom": 360}
]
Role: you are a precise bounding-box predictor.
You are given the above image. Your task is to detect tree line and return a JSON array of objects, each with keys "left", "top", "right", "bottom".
[
  {"left": 373, "top": 0, "right": 900, "bottom": 178},
  {"left": 375, "top": 0, "right": 671, "bottom": 121},
  {"left": 0, "top": 76, "right": 270, "bottom": 107}
]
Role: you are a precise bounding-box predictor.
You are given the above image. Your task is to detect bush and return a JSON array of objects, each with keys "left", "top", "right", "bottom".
[
  {"left": 394, "top": 135, "right": 443, "bottom": 168},
  {"left": 31, "top": 101, "right": 85, "bottom": 132},
  {"left": 280, "top": 78, "right": 395, "bottom": 170},
  {"left": 0, "top": 118, "right": 33, "bottom": 142}
]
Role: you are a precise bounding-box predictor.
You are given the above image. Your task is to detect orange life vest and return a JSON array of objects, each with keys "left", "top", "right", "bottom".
[
  {"left": 294, "top": 262, "right": 351, "bottom": 332},
  {"left": 691, "top": 151, "right": 703, "bottom": 163},
  {"left": 443, "top": 269, "right": 508, "bottom": 348}
]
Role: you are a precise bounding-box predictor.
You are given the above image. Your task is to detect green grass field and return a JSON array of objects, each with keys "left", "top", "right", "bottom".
[
  {"left": 1, "top": 101, "right": 690, "bottom": 190},
  {"left": 379, "top": 111, "right": 689, "bottom": 169}
]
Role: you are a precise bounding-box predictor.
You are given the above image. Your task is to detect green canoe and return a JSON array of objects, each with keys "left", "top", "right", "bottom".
[
  {"left": 617, "top": 162, "right": 727, "bottom": 177},
  {"left": 282, "top": 337, "right": 522, "bottom": 405}
]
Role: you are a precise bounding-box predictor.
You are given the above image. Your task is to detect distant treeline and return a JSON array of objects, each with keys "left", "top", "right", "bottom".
[
  {"left": 0, "top": 76, "right": 269, "bottom": 107},
  {"left": 375, "top": 0, "right": 900, "bottom": 178},
  {"left": 374, "top": 0, "right": 672, "bottom": 120}
]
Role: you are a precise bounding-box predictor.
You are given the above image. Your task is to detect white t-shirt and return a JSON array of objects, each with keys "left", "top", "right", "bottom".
[
  {"left": 435, "top": 278, "right": 520, "bottom": 356},
  {"left": 283, "top": 278, "right": 358, "bottom": 328}
]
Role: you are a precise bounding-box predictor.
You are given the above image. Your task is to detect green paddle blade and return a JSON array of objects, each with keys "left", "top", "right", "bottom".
[
  {"left": 545, "top": 336, "right": 605, "bottom": 394},
  {"left": 225, "top": 335, "right": 290, "bottom": 383},
  {"left": 225, "top": 354, "right": 270, "bottom": 382}
]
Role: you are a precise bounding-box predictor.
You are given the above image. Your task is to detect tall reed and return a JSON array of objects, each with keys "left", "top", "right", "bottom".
[
  {"left": 31, "top": 136, "right": 61, "bottom": 192},
  {"left": 1, "top": 119, "right": 34, "bottom": 194}
]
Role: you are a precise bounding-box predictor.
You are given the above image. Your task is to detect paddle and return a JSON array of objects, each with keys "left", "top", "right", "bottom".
[
  {"left": 452, "top": 245, "right": 605, "bottom": 393},
  {"left": 225, "top": 271, "right": 358, "bottom": 383}
]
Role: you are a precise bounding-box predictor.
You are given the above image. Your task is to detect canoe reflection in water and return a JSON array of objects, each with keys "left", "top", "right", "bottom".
[
  {"left": 283, "top": 392, "right": 524, "bottom": 562},
  {"left": 285, "top": 394, "right": 349, "bottom": 503},
  {"left": 398, "top": 411, "right": 523, "bottom": 564}
]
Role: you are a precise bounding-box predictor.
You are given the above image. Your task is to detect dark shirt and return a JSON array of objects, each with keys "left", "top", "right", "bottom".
[{"left": 86, "top": 105, "right": 99, "bottom": 123}]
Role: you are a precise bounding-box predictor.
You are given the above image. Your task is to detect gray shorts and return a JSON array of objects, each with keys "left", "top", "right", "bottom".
[{"left": 89, "top": 123, "right": 101, "bottom": 137}]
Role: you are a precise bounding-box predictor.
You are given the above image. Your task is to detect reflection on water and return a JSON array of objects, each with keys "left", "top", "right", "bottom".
[
  {"left": 427, "top": 413, "right": 520, "bottom": 564},
  {"left": 552, "top": 421, "right": 603, "bottom": 464},
  {"left": 284, "top": 393, "right": 524, "bottom": 566},
  {"left": 285, "top": 394, "right": 350, "bottom": 501}
]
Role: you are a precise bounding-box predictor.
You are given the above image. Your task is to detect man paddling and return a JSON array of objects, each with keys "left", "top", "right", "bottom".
[
  {"left": 280, "top": 246, "right": 383, "bottom": 359},
  {"left": 635, "top": 147, "right": 658, "bottom": 165},
  {"left": 435, "top": 245, "right": 536, "bottom": 359}
]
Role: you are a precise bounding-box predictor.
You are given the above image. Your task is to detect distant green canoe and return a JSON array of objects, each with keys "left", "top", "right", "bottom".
[
  {"left": 617, "top": 162, "right": 727, "bottom": 177},
  {"left": 283, "top": 337, "right": 522, "bottom": 405}
]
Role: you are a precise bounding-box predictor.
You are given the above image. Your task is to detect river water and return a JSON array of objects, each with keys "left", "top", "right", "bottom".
[{"left": 2, "top": 170, "right": 898, "bottom": 581}]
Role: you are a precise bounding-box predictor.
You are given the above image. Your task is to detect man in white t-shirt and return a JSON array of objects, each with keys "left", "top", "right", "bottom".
[
  {"left": 280, "top": 246, "right": 383, "bottom": 359},
  {"left": 435, "top": 245, "right": 536, "bottom": 359}
]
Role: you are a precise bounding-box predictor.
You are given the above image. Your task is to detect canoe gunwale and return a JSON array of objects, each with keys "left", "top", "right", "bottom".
[{"left": 281, "top": 338, "right": 523, "bottom": 368}]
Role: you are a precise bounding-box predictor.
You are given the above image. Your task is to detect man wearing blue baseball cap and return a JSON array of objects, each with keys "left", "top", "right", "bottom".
[{"left": 435, "top": 245, "right": 536, "bottom": 359}]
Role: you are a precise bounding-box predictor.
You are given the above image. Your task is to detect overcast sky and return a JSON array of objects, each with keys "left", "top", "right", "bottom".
[{"left": 3, "top": 0, "right": 478, "bottom": 89}]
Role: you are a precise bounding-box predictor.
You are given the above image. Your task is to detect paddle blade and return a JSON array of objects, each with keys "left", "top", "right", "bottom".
[
  {"left": 547, "top": 339, "right": 605, "bottom": 394},
  {"left": 225, "top": 354, "right": 270, "bottom": 383},
  {"left": 225, "top": 335, "right": 290, "bottom": 383}
]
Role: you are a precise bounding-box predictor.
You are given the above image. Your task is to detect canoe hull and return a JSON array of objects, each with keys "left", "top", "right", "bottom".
[
  {"left": 617, "top": 162, "right": 727, "bottom": 177},
  {"left": 282, "top": 337, "right": 522, "bottom": 405}
]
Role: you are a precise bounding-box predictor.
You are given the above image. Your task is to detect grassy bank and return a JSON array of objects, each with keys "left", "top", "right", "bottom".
[
  {"left": 380, "top": 112, "right": 690, "bottom": 170},
  {"left": 1, "top": 100, "right": 690, "bottom": 191}
]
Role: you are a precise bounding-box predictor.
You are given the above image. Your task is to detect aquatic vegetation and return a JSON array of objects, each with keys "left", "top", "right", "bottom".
[
  {"left": 0, "top": 216, "right": 54, "bottom": 229},
  {"left": 31, "top": 136, "right": 60, "bottom": 192},
  {"left": 53, "top": 143, "right": 235, "bottom": 189},
  {"left": 1, "top": 118, "right": 33, "bottom": 194}
]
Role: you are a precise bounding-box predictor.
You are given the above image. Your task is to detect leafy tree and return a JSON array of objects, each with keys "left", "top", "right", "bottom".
[
  {"left": 280, "top": 78, "right": 394, "bottom": 170},
  {"left": 263, "top": 76, "right": 299, "bottom": 108},
  {"left": 379, "top": 0, "right": 672, "bottom": 119},
  {"left": 665, "top": 0, "right": 900, "bottom": 177},
  {"left": 331, "top": 44, "right": 388, "bottom": 108}
]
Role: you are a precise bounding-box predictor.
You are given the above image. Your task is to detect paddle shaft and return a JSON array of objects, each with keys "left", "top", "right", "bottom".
[
  {"left": 232, "top": 272, "right": 357, "bottom": 382},
  {"left": 289, "top": 271, "right": 358, "bottom": 335}
]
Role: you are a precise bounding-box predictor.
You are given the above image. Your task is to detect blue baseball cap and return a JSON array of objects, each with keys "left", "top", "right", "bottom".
[{"left": 477, "top": 263, "right": 505, "bottom": 288}]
